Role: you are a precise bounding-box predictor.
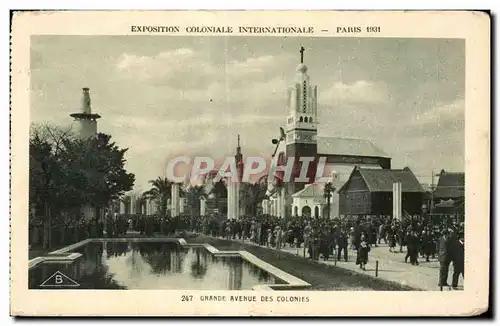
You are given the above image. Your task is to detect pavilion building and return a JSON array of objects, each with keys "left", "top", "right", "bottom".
[{"left": 265, "top": 47, "right": 392, "bottom": 219}]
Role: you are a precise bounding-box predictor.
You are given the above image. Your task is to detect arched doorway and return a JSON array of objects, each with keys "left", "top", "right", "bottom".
[
  {"left": 314, "top": 206, "right": 319, "bottom": 218},
  {"left": 301, "top": 206, "right": 311, "bottom": 217}
]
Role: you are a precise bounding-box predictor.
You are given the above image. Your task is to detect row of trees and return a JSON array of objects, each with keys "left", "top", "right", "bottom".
[{"left": 29, "top": 124, "right": 135, "bottom": 248}]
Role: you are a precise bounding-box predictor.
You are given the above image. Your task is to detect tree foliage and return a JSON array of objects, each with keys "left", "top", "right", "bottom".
[
  {"left": 239, "top": 182, "right": 267, "bottom": 216},
  {"left": 142, "top": 177, "right": 174, "bottom": 216},
  {"left": 29, "top": 124, "right": 135, "bottom": 219},
  {"left": 323, "top": 182, "right": 335, "bottom": 219},
  {"left": 185, "top": 185, "right": 206, "bottom": 216}
]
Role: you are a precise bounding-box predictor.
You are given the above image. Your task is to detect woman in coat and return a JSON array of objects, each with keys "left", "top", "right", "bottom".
[{"left": 356, "top": 233, "right": 371, "bottom": 270}]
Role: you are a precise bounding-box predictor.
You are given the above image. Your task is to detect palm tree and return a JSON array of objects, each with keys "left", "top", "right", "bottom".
[
  {"left": 323, "top": 182, "right": 336, "bottom": 219},
  {"left": 239, "top": 182, "right": 268, "bottom": 216},
  {"left": 185, "top": 185, "right": 207, "bottom": 216},
  {"left": 142, "top": 177, "right": 173, "bottom": 216}
]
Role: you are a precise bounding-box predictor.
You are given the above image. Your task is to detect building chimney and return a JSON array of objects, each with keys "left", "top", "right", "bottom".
[{"left": 82, "top": 87, "right": 91, "bottom": 114}]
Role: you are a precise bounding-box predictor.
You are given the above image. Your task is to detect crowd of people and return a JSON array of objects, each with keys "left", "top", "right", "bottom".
[
  {"left": 195, "top": 213, "right": 464, "bottom": 288},
  {"left": 29, "top": 211, "right": 464, "bottom": 289}
]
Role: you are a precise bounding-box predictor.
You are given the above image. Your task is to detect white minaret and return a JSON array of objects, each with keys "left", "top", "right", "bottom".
[
  {"left": 285, "top": 46, "right": 318, "bottom": 146},
  {"left": 70, "top": 87, "right": 101, "bottom": 139}
]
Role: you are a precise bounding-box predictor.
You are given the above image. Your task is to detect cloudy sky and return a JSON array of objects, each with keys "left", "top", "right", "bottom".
[{"left": 30, "top": 36, "right": 464, "bottom": 190}]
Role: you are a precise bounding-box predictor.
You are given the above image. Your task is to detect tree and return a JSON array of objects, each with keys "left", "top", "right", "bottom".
[
  {"left": 185, "top": 185, "right": 206, "bottom": 216},
  {"left": 323, "top": 182, "right": 336, "bottom": 219},
  {"left": 29, "top": 124, "right": 135, "bottom": 248},
  {"left": 239, "top": 182, "right": 267, "bottom": 216},
  {"left": 76, "top": 133, "right": 135, "bottom": 210},
  {"left": 142, "top": 177, "right": 173, "bottom": 216}
]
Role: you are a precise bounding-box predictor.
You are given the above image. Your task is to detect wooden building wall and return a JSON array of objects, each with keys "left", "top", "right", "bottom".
[
  {"left": 338, "top": 169, "right": 424, "bottom": 216},
  {"left": 338, "top": 170, "right": 371, "bottom": 215}
]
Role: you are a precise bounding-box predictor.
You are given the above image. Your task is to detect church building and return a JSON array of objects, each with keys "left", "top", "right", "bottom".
[{"left": 266, "top": 47, "right": 392, "bottom": 219}]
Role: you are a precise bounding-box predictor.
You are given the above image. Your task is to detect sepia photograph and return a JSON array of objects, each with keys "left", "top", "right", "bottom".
[{"left": 10, "top": 11, "right": 490, "bottom": 316}]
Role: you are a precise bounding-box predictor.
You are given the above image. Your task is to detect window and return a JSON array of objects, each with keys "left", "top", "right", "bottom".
[
  {"left": 309, "top": 117, "right": 313, "bottom": 123},
  {"left": 299, "top": 116, "right": 303, "bottom": 122},
  {"left": 304, "top": 117, "right": 308, "bottom": 123}
]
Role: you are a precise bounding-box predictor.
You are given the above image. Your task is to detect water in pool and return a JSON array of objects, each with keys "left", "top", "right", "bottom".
[{"left": 29, "top": 242, "right": 285, "bottom": 290}]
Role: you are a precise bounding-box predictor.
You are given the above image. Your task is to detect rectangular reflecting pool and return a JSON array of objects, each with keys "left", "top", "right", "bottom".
[{"left": 29, "top": 241, "right": 286, "bottom": 290}]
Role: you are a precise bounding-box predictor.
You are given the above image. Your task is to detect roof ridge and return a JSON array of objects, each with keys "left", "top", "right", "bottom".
[{"left": 356, "top": 168, "right": 374, "bottom": 192}]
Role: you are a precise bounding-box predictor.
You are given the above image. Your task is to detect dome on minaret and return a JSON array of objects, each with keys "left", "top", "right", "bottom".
[{"left": 296, "top": 63, "right": 308, "bottom": 73}]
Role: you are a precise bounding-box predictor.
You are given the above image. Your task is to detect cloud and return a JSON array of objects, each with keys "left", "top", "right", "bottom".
[
  {"left": 115, "top": 49, "right": 294, "bottom": 88},
  {"left": 320, "top": 80, "right": 390, "bottom": 104},
  {"left": 416, "top": 98, "right": 465, "bottom": 124}
]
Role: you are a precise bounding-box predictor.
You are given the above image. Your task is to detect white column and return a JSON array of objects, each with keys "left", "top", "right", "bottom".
[
  {"left": 130, "top": 198, "right": 135, "bottom": 215},
  {"left": 228, "top": 178, "right": 239, "bottom": 220},
  {"left": 262, "top": 199, "right": 268, "bottom": 215},
  {"left": 280, "top": 189, "right": 286, "bottom": 219},
  {"left": 276, "top": 195, "right": 281, "bottom": 218},
  {"left": 227, "top": 181, "right": 232, "bottom": 219},
  {"left": 150, "top": 200, "right": 155, "bottom": 215},
  {"left": 171, "top": 184, "right": 179, "bottom": 217},
  {"left": 200, "top": 198, "right": 206, "bottom": 216},
  {"left": 119, "top": 201, "right": 126, "bottom": 214},
  {"left": 393, "top": 182, "right": 402, "bottom": 221},
  {"left": 235, "top": 182, "right": 240, "bottom": 220},
  {"left": 227, "top": 180, "right": 234, "bottom": 219}
]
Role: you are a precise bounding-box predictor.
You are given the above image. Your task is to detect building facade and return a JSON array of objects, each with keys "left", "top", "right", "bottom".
[
  {"left": 338, "top": 166, "right": 424, "bottom": 218},
  {"left": 265, "top": 47, "right": 392, "bottom": 219},
  {"left": 433, "top": 170, "right": 465, "bottom": 215}
]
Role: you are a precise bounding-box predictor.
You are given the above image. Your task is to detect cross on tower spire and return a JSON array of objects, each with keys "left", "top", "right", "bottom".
[{"left": 300, "top": 46, "right": 305, "bottom": 63}]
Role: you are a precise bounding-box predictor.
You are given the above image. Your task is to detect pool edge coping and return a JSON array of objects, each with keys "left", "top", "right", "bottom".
[{"left": 28, "top": 237, "right": 311, "bottom": 291}]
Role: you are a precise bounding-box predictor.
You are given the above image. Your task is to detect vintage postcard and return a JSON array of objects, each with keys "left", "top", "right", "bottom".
[{"left": 10, "top": 10, "right": 490, "bottom": 316}]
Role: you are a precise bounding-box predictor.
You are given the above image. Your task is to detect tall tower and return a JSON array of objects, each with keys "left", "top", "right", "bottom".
[
  {"left": 228, "top": 135, "right": 244, "bottom": 219},
  {"left": 285, "top": 46, "right": 318, "bottom": 195},
  {"left": 70, "top": 88, "right": 101, "bottom": 139}
]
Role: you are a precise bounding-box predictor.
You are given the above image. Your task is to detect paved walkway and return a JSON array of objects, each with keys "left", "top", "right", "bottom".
[{"left": 230, "top": 239, "right": 463, "bottom": 291}]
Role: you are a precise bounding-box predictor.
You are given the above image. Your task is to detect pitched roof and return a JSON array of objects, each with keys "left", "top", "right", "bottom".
[
  {"left": 317, "top": 136, "right": 390, "bottom": 158},
  {"left": 359, "top": 167, "right": 424, "bottom": 192},
  {"left": 339, "top": 167, "right": 424, "bottom": 193},
  {"left": 434, "top": 172, "right": 465, "bottom": 199},
  {"left": 292, "top": 183, "right": 325, "bottom": 197},
  {"left": 434, "top": 198, "right": 465, "bottom": 214}
]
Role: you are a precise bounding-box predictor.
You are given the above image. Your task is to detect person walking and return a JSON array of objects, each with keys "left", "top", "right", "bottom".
[
  {"left": 438, "top": 229, "right": 453, "bottom": 287},
  {"left": 451, "top": 232, "right": 464, "bottom": 289},
  {"left": 356, "top": 233, "right": 371, "bottom": 271},
  {"left": 378, "top": 222, "right": 387, "bottom": 245},
  {"left": 335, "top": 226, "right": 349, "bottom": 262}
]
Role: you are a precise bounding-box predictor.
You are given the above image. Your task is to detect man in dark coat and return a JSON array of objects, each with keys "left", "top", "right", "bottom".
[
  {"left": 335, "top": 226, "right": 349, "bottom": 262},
  {"left": 451, "top": 232, "right": 464, "bottom": 289},
  {"left": 438, "top": 229, "right": 454, "bottom": 287},
  {"left": 408, "top": 230, "right": 420, "bottom": 265}
]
